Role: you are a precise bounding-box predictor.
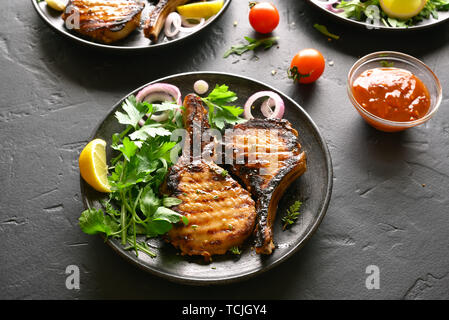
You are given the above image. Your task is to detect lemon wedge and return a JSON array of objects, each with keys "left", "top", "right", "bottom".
[
  {"left": 177, "top": 0, "right": 224, "bottom": 19},
  {"left": 79, "top": 139, "right": 111, "bottom": 193},
  {"left": 380, "top": 0, "right": 427, "bottom": 20},
  {"left": 45, "top": 0, "right": 67, "bottom": 12}
]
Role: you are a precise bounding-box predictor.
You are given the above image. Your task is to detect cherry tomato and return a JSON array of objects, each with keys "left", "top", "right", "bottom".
[
  {"left": 248, "top": 2, "right": 280, "bottom": 34},
  {"left": 288, "top": 49, "right": 325, "bottom": 84}
]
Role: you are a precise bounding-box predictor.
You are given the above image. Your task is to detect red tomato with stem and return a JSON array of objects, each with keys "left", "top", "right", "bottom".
[
  {"left": 288, "top": 49, "right": 325, "bottom": 84},
  {"left": 248, "top": 2, "right": 280, "bottom": 34}
]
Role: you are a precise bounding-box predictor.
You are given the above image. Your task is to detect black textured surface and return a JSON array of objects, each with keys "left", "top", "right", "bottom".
[{"left": 1, "top": 1, "right": 449, "bottom": 299}]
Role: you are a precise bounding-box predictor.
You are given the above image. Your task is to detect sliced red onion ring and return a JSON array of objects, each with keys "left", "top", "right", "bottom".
[
  {"left": 136, "top": 83, "right": 181, "bottom": 105},
  {"left": 165, "top": 12, "right": 182, "bottom": 38},
  {"left": 324, "top": 0, "right": 343, "bottom": 13},
  {"left": 181, "top": 16, "right": 206, "bottom": 31},
  {"left": 142, "top": 92, "right": 174, "bottom": 122},
  {"left": 165, "top": 13, "right": 207, "bottom": 38},
  {"left": 136, "top": 83, "right": 182, "bottom": 123},
  {"left": 243, "top": 91, "right": 285, "bottom": 120},
  {"left": 260, "top": 98, "right": 276, "bottom": 118}
]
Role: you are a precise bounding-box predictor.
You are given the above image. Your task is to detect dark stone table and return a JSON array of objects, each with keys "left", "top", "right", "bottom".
[{"left": 1, "top": 0, "right": 448, "bottom": 300}]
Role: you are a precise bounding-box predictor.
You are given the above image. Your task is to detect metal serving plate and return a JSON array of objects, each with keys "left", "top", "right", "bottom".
[
  {"left": 32, "top": 0, "right": 231, "bottom": 51},
  {"left": 308, "top": 0, "right": 449, "bottom": 31},
  {"left": 81, "top": 72, "right": 333, "bottom": 285}
]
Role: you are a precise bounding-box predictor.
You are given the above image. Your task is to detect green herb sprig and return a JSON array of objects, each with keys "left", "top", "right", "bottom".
[
  {"left": 281, "top": 200, "right": 303, "bottom": 230},
  {"left": 313, "top": 24, "right": 340, "bottom": 40},
  {"left": 223, "top": 36, "right": 279, "bottom": 58},
  {"left": 202, "top": 85, "right": 246, "bottom": 130}
]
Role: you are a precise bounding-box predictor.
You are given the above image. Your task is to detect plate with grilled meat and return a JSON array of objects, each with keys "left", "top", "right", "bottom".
[
  {"left": 32, "top": 0, "right": 231, "bottom": 50},
  {"left": 81, "top": 72, "right": 333, "bottom": 284}
]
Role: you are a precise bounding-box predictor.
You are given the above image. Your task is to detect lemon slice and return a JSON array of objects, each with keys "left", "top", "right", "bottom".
[
  {"left": 45, "top": 0, "right": 67, "bottom": 12},
  {"left": 380, "top": 0, "right": 427, "bottom": 20},
  {"left": 177, "top": 0, "right": 224, "bottom": 19},
  {"left": 79, "top": 139, "right": 111, "bottom": 193}
]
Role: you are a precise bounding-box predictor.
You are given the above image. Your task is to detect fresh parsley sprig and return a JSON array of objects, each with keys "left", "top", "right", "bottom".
[
  {"left": 223, "top": 36, "right": 279, "bottom": 58},
  {"left": 281, "top": 200, "right": 303, "bottom": 230},
  {"left": 202, "top": 84, "right": 246, "bottom": 130},
  {"left": 79, "top": 95, "right": 187, "bottom": 257}
]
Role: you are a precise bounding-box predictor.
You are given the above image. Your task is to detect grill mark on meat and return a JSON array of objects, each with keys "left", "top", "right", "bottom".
[
  {"left": 223, "top": 118, "right": 307, "bottom": 254},
  {"left": 165, "top": 94, "right": 257, "bottom": 261},
  {"left": 62, "top": 0, "right": 144, "bottom": 44}
]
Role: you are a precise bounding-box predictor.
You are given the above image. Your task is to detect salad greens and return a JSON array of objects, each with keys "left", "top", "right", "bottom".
[
  {"left": 79, "top": 96, "right": 187, "bottom": 257},
  {"left": 79, "top": 85, "right": 246, "bottom": 257},
  {"left": 336, "top": 0, "right": 449, "bottom": 28}
]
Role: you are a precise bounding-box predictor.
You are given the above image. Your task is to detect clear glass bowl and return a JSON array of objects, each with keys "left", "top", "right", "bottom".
[{"left": 347, "top": 51, "right": 442, "bottom": 132}]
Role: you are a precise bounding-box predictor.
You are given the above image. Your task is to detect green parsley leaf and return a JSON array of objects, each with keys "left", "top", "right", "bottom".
[
  {"left": 145, "top": 207, "right": 188, "bottom": 237},
  {"left": 114, "top": 95, "right": 148, "bottom": 128},
  {"left": 129, "top": 124, "right": 172, "bottom": 141},
  {"left": 117, "top": 137, "right": 138, "bottom": 162},
  {"left": 202, "top": 85, "right": 246, "bottom": 130},
  {"left": 79, "top": 208, "right": 119, "bottom": 236},
  {"left": 139, "top": 187, "right": 161, "bottom": 217},
  {"left": 163, "top": 197, "right": 182, "bottom": 207}
]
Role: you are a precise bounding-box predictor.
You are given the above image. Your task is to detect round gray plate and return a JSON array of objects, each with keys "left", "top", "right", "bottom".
[
  {"left": 31, "top": 0, "right": 231, "bottom": 51},
  {"left": 81, "top": 72, "right": 333, "bottom": 285},
  {"left": 308, "top": 0, "right": 449, "bottom": 30}
]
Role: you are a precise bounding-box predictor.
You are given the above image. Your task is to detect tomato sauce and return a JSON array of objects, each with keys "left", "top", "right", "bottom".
[{"left": 352, "top": 68, "right": 431, "bottom": 122}]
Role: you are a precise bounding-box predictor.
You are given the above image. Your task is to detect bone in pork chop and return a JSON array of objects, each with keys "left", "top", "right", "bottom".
[
  {"left": 164, "top": 94, "right": 257, "bottom": 261},
  {"left": 143, "top": 0, "right": 189, "bottom": 42},
  {"left": 223, "top": 119, "right": 307, "bottom": 254},
  {"left": 62, "top": 0, "right": 145, "bottom": 44}
]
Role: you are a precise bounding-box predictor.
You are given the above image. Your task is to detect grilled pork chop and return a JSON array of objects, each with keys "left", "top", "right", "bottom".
[
  {"left": 143, "top": 0, "right": 189, "bottom": 42},
  {"left": 164, "top": 94, "right": 257, "bottom": 261},
  {"left": 224, "top": 119, "right": 307, "bottom": 254},
  {"left": 62, "top": 0, "right": 145, "bottom": 44}
]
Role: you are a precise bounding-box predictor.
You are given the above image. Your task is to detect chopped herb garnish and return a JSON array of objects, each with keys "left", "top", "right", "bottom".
[
  {"left": 229, "top": 246, "right": 242, "bottom": 255},
  {"left": 380, "top": 60, "right": 394, "bottom": 67}
]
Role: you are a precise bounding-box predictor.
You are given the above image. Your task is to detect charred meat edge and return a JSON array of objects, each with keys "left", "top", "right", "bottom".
[
  {"left": 163, "top": 94, "right": 257, "bottom": 261},
  {"left": 228, "top": 118, "right": 307, "bottom": 254},
  {"left": 144, "top": 0, "right": 190, "bottom": 42},
  {"left": 62, "top": 0, "right": 145, "bottom": 44}
]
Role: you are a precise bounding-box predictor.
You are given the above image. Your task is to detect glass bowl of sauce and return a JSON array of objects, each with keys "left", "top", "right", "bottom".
[{"left": 347, "top": 51, "right": 442, "bottom": 132}]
